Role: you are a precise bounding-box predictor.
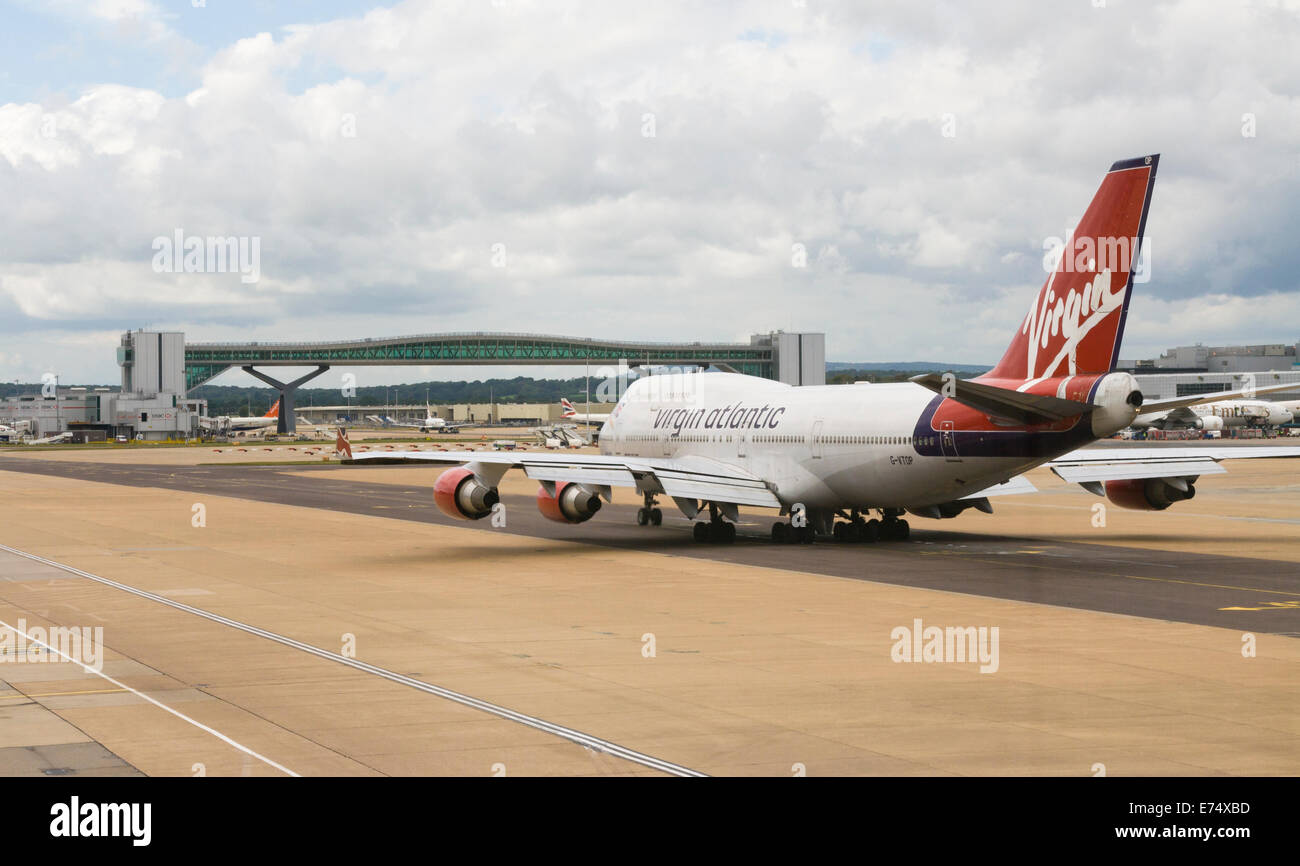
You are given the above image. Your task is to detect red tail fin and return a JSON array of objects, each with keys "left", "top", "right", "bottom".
[
  {"left": 264, "top": 399, "right": 280, "bottom": 418},
  {"left": 984, "top": 154, "right": 1158, "bottom": 382},
  {"left": 334, "top": 427, "right": 352, "bottom": 459}
]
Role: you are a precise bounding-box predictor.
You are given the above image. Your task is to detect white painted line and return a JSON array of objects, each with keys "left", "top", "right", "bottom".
[
  {"left": 0, "top": 543, "right": 705, "bottom": 778},
  {"left": 0, "top": 616, "right": 299, "bottom": 777}
]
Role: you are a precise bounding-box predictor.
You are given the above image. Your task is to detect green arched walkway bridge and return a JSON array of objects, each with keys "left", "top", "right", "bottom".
[
  {"left": 182, "top": 332, "right": 808, "bottom": 432},
  {"left": 184, "top": 332, "right": 779, "bottom": 391}
]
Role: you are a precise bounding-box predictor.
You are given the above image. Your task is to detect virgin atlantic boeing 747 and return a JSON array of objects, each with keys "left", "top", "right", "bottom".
[{"left": 339, "top": 155, "right": 1299, "bottom": 543}]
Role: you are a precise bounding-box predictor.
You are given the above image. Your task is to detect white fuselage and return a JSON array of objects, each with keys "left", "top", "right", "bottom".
[{"left": 597, "top": 372, "right": 1127, "bottom": 510}]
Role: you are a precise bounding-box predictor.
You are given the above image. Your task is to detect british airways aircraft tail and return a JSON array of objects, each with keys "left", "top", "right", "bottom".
[{"left": 983, "top": 154, "right": 1159, "bottom": 384}]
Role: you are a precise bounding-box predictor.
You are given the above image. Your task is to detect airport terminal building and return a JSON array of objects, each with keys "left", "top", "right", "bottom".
[
  {"left": 0, "top": 330, "right": 205, "bottom": 440},
  {"left": 1124, "top": 340, "right": 1300, "bottom": 402}
]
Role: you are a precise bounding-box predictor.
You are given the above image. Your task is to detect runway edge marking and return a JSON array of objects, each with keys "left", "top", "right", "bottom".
[
  {"left": 0, "top": 543, "right": 706, "bottom": 778},
  {"left": 0, "top": 614, "right": 300, "bottom": 777}
]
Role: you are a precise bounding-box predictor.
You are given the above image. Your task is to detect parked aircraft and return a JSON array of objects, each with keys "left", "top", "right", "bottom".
[{"left": 1132, "top": 395, "right": 1295, "bottom": 431}]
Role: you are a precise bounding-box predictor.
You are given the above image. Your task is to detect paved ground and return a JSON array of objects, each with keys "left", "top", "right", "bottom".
[
  {"left": 0, "top": 445, "right": 1297, "bottom": 776},
  {"left": 4, "top": 455, "right": 1299, "bottom": 635}
]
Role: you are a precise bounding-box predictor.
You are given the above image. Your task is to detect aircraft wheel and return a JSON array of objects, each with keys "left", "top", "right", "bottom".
[
  {"left": 845, "top": 521, "right": 864, "bottom": 543},
  {"left": 833, "top": 523, "right": 846, "bottom": 542},
  {"left": 862, "top": 520, "right": 880, "bottom": 543},
  {"left": 772, "top": 522, "right": 791, "bottom": 544},
  {"left": 693, "top": 521, "right": 710, "bottom": 543},
  {"left": 650, "top": 508, "right": 663, "bottom": 526},
  {"left": 797, "top": 525, "right": 815, "bottom": 544},
  {"left": 719, "top": 521, "right": 736, "bottom": 544},
  {"left": 896, "top": 519, "right": 910, "bottom": 541},
  {"left": 636, "top": 507, "right": 649, "bottom": 526}
]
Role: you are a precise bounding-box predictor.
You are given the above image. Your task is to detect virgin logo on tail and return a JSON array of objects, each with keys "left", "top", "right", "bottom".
[{"left": 985, "top": 155, "right": 1159, "bottom": 383}]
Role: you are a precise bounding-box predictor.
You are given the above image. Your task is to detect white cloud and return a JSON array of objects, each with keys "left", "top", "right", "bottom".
[{"left": 2, "top": 0, "right": 1300, "bottom": 384}]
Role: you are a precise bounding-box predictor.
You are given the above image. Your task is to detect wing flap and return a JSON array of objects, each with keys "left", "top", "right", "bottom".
[
  {"left": 1051, "top": 458, "right": 1226, "bottom": 484},
  {"left": 959, "top": 475, "right": 1038, "bottom": 499},
  {"left": 522, "top": 464, "right": 637, "bottom": 487},
  {"left": 653, "top": 475, "right": 781, "bottom": 508}
]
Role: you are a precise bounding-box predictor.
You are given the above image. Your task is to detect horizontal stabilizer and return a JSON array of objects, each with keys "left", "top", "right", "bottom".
[{"left": 910, "top": 373, "right": 1097, "bottom": 425}]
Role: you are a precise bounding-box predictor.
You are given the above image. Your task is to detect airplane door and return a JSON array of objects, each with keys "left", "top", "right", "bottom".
[
  {"left": 737, "top": 432, "right": 746, "bottom": 458},
  {"left": 940, "top": 420, "right": 960, "bottom": 462},
  {"left": 811, "top": 420, "right": 823, "bottom": 459}
]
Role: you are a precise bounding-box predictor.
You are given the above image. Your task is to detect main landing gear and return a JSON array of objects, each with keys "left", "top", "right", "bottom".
[
  {"left": 635, "top": 492, "right": 663, "bottom": 527},
  {"left": 771, "top": 521, "right": 814, "bottom": 544},
  {"left": 772, "top": 508, "right": 910, "bottom": 544},
  {"left": 692, "top": 502, "right": 736, "bottom": 544}
]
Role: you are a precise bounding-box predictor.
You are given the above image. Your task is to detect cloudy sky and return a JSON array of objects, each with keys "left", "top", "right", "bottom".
[{"left": 2, "top": 0, "right": 1298, "bottom": 387}]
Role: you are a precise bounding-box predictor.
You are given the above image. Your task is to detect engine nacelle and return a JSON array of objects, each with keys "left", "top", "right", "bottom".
[
  {"left": 433, "top": 467, "right": 500, "bottom": 520},
  {"left": 1196, "top": 415, "right": 1224, "bottom": 432},
  {"left": 1090, "top": 372, "right": 1144, "bottom": 438},
  {"left": 537, "top": 482, "right": 602, "bottom": 524},
  {"left": 1104, "top": 477, "right": 1196, "bottom": 511}
]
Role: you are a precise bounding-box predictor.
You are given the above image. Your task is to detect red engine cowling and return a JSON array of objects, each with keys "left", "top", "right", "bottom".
[
  {"left": 1104, "top": 477, "right": 1196, "bottom": 511},
  {"left": 433, "top": 467, "right": 499, "bottom": 520},
  {"left": 536, "top": 482, "right": 602, "bottom": 524}
]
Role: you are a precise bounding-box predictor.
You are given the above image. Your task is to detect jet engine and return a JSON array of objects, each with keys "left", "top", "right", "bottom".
[
  {"left": 537, "top": 482, "right": 603, "bottom": 524},
  {"left": 1195, "top": 415, "right": 1224, "bottom": 432},
  {"left": 433, "top": 467, "right": 500, "bottom": 520},
  {"left": 1104, "top": 477, "right": 1196, "bottom": 511}
]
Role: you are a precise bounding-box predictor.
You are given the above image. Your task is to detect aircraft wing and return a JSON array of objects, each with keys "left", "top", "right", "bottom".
[
  {"left": 1044, "top": 445, "right": 1300, "bottom": 488},
  {"left": 343, "top": 449, "right": 784, "bottom": 508},
  {"left": 959, "top": 475, "right": 1039, "bottom": 499},
  {"left": 1138, "top": 380, "right": 1297, "bottom": 415},
  {"left": 1134, "top": 405, "right": 1199, "bottom": 428}
]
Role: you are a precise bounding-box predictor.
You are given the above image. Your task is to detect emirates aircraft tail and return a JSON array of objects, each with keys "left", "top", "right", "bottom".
[{"left": 983, "top": 154, "right": 1159, "bottom": 383}]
